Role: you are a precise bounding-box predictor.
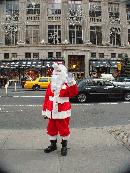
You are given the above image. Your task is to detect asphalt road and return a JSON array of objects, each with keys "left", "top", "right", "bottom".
[{"left": 0, "top": 86, "right": 130, "bottom": 130}]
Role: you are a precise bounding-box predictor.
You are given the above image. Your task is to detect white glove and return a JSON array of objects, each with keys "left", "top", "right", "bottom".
[{"left": 67, "top": 73, "right": 76, "bottom": 86}]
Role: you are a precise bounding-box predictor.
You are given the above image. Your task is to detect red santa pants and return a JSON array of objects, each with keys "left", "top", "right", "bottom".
[{"left": 47, "top": 117, "right": 70, "bottom": 140}]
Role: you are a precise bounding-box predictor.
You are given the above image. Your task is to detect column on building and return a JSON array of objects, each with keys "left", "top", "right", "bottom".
[
  {"left": 101, "top": 0, "right": 109, "bottom": 45},
  {"left": 61, "top": 0, "right": 69, "bottom": 43},
  {"left": 40, "top": 0, "right": 47, "bottom": 43},
  {"left": 0, "top": 0, "right": 5, "bottom": 45},
  {"left": 85, "top": 50, "right": 90, "bottom": 78},
  {"left": 120, "top": 2, "right": 128, "bottom": 45},
  {"left": 82, "top": 0, "right": 90, "bottom": 43},
  {"left": 18, "top": 0, "right": 26, "bottom": 43},
  {"left": 63, "top": 50, "right": 68, "bottom": 71}
]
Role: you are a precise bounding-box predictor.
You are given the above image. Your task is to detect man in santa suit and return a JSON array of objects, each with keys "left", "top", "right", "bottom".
[{"left": 42, "top": 62, "right": 78, "bottom": 156}]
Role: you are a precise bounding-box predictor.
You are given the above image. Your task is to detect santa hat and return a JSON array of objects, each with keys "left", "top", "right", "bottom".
[{"left": 52, "top": 62, "right": 66, "bottom": 72}]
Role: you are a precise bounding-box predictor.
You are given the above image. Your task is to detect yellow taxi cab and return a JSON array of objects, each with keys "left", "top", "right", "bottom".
[{"left": 24, "top": 77, "right": 51, "bottom": 90}]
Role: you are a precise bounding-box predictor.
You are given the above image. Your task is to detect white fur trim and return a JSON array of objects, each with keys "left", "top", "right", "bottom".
[
  {"left": 49, "top": 96, "right": 69, "bottom": 104},
  {"left": 46, "top": 109, "right": 71, "bottom": 119},
  {"left": 48, "top": 135, "right": 58, "bottom": 140},
  {"left": 61, "top": 135, "right": 70, "bottom": 140},
  {"left": 42, "top": 110, "right": 46, "bottom": 116},
  {"left": 62, "top": 84, "right": 67, "bottom": 89},
  {"left": 67, "top": 80, "right": 76, "bottom": 86}
]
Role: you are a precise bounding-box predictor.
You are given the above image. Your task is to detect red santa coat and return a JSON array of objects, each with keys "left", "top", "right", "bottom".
[{"left": 42, "top": 82, "right": 78, "bottom": 119}]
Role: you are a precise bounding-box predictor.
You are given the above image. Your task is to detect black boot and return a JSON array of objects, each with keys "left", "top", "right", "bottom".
[
  {"left": 61, "top": 140, "right": 67, "bottom": 156},
  {"left": 44, "top": 140, "right": 57, "bottom": 153}
]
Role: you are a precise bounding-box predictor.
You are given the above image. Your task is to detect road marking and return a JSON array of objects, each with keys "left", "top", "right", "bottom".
[
  {"left": 13, "top": 96, "right": 45, "bottom": 98},
  {"left": 0, "top": 102, "right": 129, "bottom": 107},
  {"left": 0, "top": 105, "right": 43, "bottom": 106}
]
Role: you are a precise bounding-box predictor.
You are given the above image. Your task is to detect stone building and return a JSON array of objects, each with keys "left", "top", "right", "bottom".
[{"left": 0, "top": 0, "right": 130, "bottom": 81}]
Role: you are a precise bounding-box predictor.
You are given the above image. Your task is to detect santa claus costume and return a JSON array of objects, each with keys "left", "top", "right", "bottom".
[{"left": 42, "top": 62, "right": 78, "bottom": 156}]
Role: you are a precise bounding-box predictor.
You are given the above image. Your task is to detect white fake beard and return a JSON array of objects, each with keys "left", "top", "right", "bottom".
[{"left": 51, "top": 74, "right": 64, "bottom": 92}]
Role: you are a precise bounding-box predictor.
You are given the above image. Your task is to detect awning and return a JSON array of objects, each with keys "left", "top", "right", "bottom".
[
  {"left": 89, "top": 61, "right": 111, "bottom": 67},
  {"left": 0, "top": 60, "right": 45, "bottom": 68},
  {"left": 109, "top": 61, "right": 121, "bottom": 68},
  {"left": 44, "top": 61, "right": 65, "bottom": 67}
]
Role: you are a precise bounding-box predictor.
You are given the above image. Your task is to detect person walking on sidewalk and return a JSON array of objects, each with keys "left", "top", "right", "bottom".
[{"left": 42, "top": 62, "right": 78, "bottom": 156}]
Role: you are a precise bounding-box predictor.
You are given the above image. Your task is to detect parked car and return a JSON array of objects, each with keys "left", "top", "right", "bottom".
[
  {"left": 73, "top": 78, "right": 130, "bottom": 103},
  {"left": 24, "top": 77, "right": 51, "bottom": 90},
  {"left": 112, "top": 77, "right": 130, "bottom": 87}
]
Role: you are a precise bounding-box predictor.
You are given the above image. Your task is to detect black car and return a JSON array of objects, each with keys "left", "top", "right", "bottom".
[{"left": 74, "top": 78, "right": 130, "bottom": 103}]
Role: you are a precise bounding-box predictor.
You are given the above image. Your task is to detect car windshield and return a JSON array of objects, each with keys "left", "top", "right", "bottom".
[{"left": 77, "top": 80, "right": 86, "bottom": 87}]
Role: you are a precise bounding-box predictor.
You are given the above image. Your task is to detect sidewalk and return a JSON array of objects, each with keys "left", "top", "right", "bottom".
[{"left": 0, "top": 126, "right": 130, "bottom": 173}]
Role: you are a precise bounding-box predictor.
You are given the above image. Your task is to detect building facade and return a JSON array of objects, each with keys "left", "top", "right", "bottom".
[{"left": 0, "top": 0, "right": 130, "bottom": 81}]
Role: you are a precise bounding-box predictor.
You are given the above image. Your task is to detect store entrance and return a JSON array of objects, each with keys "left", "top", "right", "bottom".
[{"left": 68, "top": 55, "right": 85, "bottom": 79}]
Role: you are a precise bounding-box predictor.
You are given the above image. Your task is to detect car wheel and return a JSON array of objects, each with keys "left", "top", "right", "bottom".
[
  {"left": 124, "top": 93, "right": 130, "bottom": 101},
  {"left": 77, "top": 93, "right": 87, "bottom": 103},
  {"left": 33, "top": 85, "right": 40, "bottom": 91}
]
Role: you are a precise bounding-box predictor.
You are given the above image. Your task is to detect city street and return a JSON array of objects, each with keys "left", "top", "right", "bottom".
[
  {"left": 0, "top": 85, "right": 130, "bottom": 172},
  {"left": 0, "top": 84, "right": 130, "bottom": 130}
]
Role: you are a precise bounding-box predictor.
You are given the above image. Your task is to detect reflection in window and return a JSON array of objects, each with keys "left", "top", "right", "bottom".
[
  {"left": 91, "top": 52, "right": 96, "bottom": 58},
  {"left": 26, "top": 0, "right": 40, "bottom": 20},
  {"left": 47, "top": 0, "right": 61, "bottom": 15},
  {"left": 68, "top": 55, "right": 85, "bottom": 72},
  {"left": 33, "top": 53, "right": 39, "bottom": 58},
  {"left": 25, "top": 53, "right": 31, "bottom": 58},
  {"left": 99, "top": 53, "right": 104, "bottom": 58},
  {"left": 108, "top": 3, "right": 119, "bottom": 23},
  {"left": 90, "top": 26, "right": 102, "bottom": 45},
  {"left": 48, "top": 25, "right": 61, "bottom": 44},
  {"left": 69, "top": 25, "right": 83, "bottom": 44},
  {"left": 26, "top": 25, "right": 40, "bottom": 45},
  {"left": 110, "top": 27, "right": 121, "bottom": 46},
  {"left": 6, "top": 0, "right": 19, "bottom": 21},
  {"left": 89, "top": 1, "right": 101, "bottom": 22},
  {"left": 111, "top": 53, "right": 116, "bottom": 58},
  {"left": 26, "top": 0, "right": 40, "bottom": 15},
  {"left": 126, "top": 5, "right": 130, "bottom": 25},
  {"left": 128, "top": 29, "right": 130, "bottom": 44},
  {"left": 5, "top": 29, "right": 17, "bottom": 45}
]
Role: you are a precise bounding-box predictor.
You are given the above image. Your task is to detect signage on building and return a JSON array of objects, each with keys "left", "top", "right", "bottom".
[{"left": 117, "top": 62, "right": 121, "bottom": 70}]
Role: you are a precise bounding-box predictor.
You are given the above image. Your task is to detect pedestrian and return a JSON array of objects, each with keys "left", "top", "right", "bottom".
[{"left": 42, "top": 62, "right": 78, "bottom": 156}]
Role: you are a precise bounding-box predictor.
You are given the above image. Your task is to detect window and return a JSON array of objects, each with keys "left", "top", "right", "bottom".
[
  {"left": 11, "top": 53, "right": 17, "bottom": 58},
  {"left": 128, "top": 29, "right": 130, "bottom": 44},
  {"left": 110, "top": 27, "right": 121, "bottom": 46},
  {"left": 68, "top": 55, "right": 85, "bottom": 72},
  {"left": 91, "top": 53, "right": 96, "bottom": 58},
  {"left": 33, "top": 53, "right": 39, "bottom": 58},
  {"left": 68, "top": 1, "right": 82, "bottom": 24},
  {"left": 26, "top": 25, "right": 40, "bottom": 45},
  {"left": 99, "top": 53, "right": 104, "bottom": 58},
  {"left": 6, "top": 0, "right": 19, "bottom": 21},
  {"left": 47, "top": 0, "right": 61, "bottom": 15},
  {"left": 26, "top": 0, "right": 40, "bottom": 20},
  {"left": 4, "top": 53, "right": 9, "bottom": 59},
  {"left": 5, "top": 29, "right": 18, "bottom": 45},
  {"left": 108, "top": 3, "right": 119, "bottom": 23},
  {"left": 69, "top": 25, "right": 83, "bottom": 44},
  {"left": 25, "top": 53, "right": 31, "bottom": 58},
  {"left": 48, "top": 25, "right": 61, "bottom": 44},
  {"left": 48, "top": 52, "right": 53, "bottom": 58},
  {"left": 39, "top": 78, "right": 48, "bottom": 82},
  {"left": 56, "top": 52, "right": 61, "bottom": 58},
  {"left": 89, "top": 1, "right": 101, "bottom": 22},
  {"left": 118, "top": 54, "right": 123, "bottom": 59},
  {"left": 90, "top": 26, "right": 102, "bottom": 45},
  {"left": 111, "top": 53, "right": 116, "bottom": 58},
  {"left": 126, "top": 5, "right": 130, "bottom": 24}
]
